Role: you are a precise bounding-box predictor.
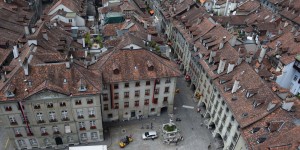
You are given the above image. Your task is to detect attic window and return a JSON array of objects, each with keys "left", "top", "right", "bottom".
[
  {"left": 256, "top": 137, "right": 267, "bottom": 144},
  {"left": 250, "top": 127, "right": 260, "bottom": 134},
  {"left": 78, "top": 79, "right": 87, "bottom": 92},
  {"left": 112, "top": 63, "right": 119, "bottom": 74},
  {"left": 253, "top": 99, "right": 264, "bottom": 108},
  {"left": 147, "top": 60, "right": 154, "bottom": 71},
  {"left": 246, "top": 88, "right": 258, "bottom": 98},
  {"left": 5, "top": 84, "right": 16, "bottom": 98}
]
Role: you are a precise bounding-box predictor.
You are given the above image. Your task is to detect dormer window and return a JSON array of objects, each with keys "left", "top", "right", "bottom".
[
  {"left": 256, "top": 137, "right": 267, "bottom": 144},
  {"left": 250, "top": 127, "right": 260, "bottom": 134},
  {"left": 5, "top": 84, "right": 16, "bottom": 97},
  {"left": 253, "top": 99, "right": 264, "bottom": 108},
  {"left": 246, "top": 88, "right": 258, "bottom": 98},
  {"left": 78, "top": 78, "right": 87, "bottom": 92},
  {"left": 147, "top": 60, "right": 154, "bottom": 71},
  {"left": 113, "top": 63, "right": 119, "bottom": 74}
]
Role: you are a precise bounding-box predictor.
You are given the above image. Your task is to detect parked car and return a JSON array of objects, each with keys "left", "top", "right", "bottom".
[
  {"left": 142, "top": 131, "right": 158, "bottom": 140},
  {"left": 119, "top": 135, "right": 133, "bottom": 148}
]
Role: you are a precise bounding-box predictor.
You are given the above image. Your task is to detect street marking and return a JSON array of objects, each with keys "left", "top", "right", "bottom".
[
  {"left": 5, "top": 138, "right": 9, "bottom": 149},
  {"left": 182, "top": 105, "right": 194, "bottom": 109}
]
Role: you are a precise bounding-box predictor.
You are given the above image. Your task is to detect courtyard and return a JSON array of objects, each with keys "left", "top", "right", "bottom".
[{"left": 101, "top": 77, "right": 216, "bottom": 150}]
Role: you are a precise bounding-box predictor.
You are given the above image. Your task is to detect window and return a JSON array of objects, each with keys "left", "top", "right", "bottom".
[
  {"left": 233, "top": 133, "right": 238, "bottom": 142},
  {"left": 60, "top": 102, "right": 66, "bottom": 107},
  {"left": 165, "top": 78, "right": 171, "bottom": 83},
  {"left": 125, "top": 83, "right": 129, "bottom": 88},
  {"left": 9, "top": 116, "right": 17, "bottom": 125},
  {"left": 155, "top": 88, "right": 159, "bottom": 94},
  {"left": 87, "top": 99, "right": 93, "bottom": 104},
  {"left": 163, "top": 97, "right": 168, "bottom": 102},
  {"left": 155, "top": 79, "right": 161, "bottom": 85},
  {"left": 153, "top": 98, "right": 158, "bottom": 104},
  {"left": 41, "top": 127, "right": 48, "bottom": 136},
  {"left": 34, "top": 104, "right": 40, "bottom": 109},
  {"left": 75, "top": 100, "right": 82, "bottom": 105},
  {"left": 90, "top": 120, "right": 96, "bottom": 129},
  {"left": 151, "top": 108, "right": 155, "bottom": 112},
  {"left": 146, "top": 81, "right": 151, "bottom": 86},
  {"left": 79, "top": 122, "right": 86, "bottom": 130},
  {"left": 69, "top": 19, "right": 72, "bottom": 23},
  {"left": 164, "top": 87, "right": 170, "bottom": 93},
  {"left": 47, "top": 102, "right": 53, "bottom": 108},
  {"left": 135, "top": 90, "right": 140, "bottom": 97},
  {"left": 89, "top": 108, "right": 95, "bottom": 118},
  {"left": 135, "top": 82, "right": 140, "bottom": 87},
  {"left": 227, "top": 123, "right": 232, "bottom": 132},
  {"left": 103, "top": 94, "right": 108, "bottom": 101},
  {"left": 108, "top": 114, "right": 113, "bottom": 118},
  {"left": 145, "top": 99, "right": 149, "bottom": 105},
  {"left": 114, "top": 93, "right": 119, "bottom": 99},
  {"left": 114, "top": 84, "right": 118, "bottom": 89},
  {"left": 5, "top": 105, "right": 12, "bottom": 111},
  {"left": 53, "top": 126, "right": 59, "bottom": 134},
  {"left": 114, "top": 103, "right": 119, "bottom": 109},
  {"left": 145, "top": 89, "right": 150, "bottom": 96},
  {"left": 67, "top": 136, "right": 73, "bottom": 143},
  {"left": 124, "top": 92, "right": 129, "bottom": 98},
  {"left": 61, "top": 110, "right": 69, "bottom": 121},
  {"left": 37, "top": 113, "right": 44, "bottom": 123},
  {"left": 135, "top": 101, "right": 139, "bottom": 107},
  {"left": 49, "top": 111, "right": 57, "bottom": 122},
  {"left": 103, "top": 84, "right": 107, "bottom": 90},
  {"left": 18, "top": 139, "right": 26, "bottom": 147},
  {"left": 77, "top": 109, "right": 84, "bottom": 119},
  {"left": 91, "top": 132, "right": 98, "bottom": 139},
  {"left": 104, "top": 104, "right": 108, "bottom": 110},
  {"left": 293, "top": 75, "right": 298, "bottom": 81},
  {"left": 124, "top": 102, "right": 129, "bottom": 108},
  {"left": 80, "top": 133, "right": 87, "bottom": 141},
  {"left": 15, "top": 128, "right": 22, "bottom": 137}
]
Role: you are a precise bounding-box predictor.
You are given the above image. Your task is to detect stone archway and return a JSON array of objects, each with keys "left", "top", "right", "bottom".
[{"left": 55, "top": 137, "right": 63, "bottom": 145}]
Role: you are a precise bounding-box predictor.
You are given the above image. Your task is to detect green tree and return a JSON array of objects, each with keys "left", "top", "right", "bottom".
[{"left": 85, "top": 33, "right": 92, "bottom": 48}]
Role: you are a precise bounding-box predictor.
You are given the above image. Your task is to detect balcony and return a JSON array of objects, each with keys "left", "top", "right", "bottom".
[
  {"left": 37, "top": 120, "right": 45, "bottom": 124},
  {"left": 49, "top": 119, "right": 57, "bottom": 122},
  {"left": 62, "top": 117, "right": 70, "bottom": 121},
  {"left": 78, "top": 115, "right": 84, "bottom": 119},
  {"left": 89, "top": 114, "right": 95, "bottom": 118},
  {"left": 15, "top": 134, "right": 23, "bottom": 137},
  {"left": 90, "top": 126, "right": 97, "bottom": 129},
  {"left": 41, "top": 132, "right": 49, "bottom": 136},
  {"left": 34, "top": 106, "right": 41, "bottom": 109},
  {"left": 79, "top": 127, "right": 86, "bottom": 131}
]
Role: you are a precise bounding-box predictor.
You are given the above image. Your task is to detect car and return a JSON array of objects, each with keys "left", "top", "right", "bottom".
[
  {"left": 119, "top": 135, "right": 133, "bottom": 148},
  {"left": 142, "top": 131, "right": 158, "bottom": 140}
]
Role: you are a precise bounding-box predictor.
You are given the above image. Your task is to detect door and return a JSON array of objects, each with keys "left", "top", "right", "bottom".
[
  {"left": 131, "top": 111, "right": 136, "bottom": 118},
  {"left": 55, "top": 137, "right": 63, "bottom": 145}
]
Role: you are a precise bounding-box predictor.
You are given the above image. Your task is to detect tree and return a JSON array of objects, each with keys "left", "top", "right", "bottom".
[
  {"left": 95, "top": 35, "right": 103, "bottom": 48},
  {"left": 85, "top": 33, "right": 92, "bottom": 48}
]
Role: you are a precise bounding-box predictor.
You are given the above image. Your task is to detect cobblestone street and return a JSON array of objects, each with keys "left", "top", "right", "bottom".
[{"left": 100, "top": 77, "right": 216, "bottom": 150}]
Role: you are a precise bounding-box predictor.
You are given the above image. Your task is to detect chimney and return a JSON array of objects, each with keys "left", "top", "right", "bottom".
[
  {"left": 143, "top": 22, "right": 147, "bottom": 29},
  {"left": 54, "top": 22, "right": 57, "bottom": 27},
  {"left": 1, "top": 71, "right": 6, "bottom": 82},
  {"left": 231, "top": 78, "right": 240, "bottom": 93},
  {"left": 23, "top": 23, "right": 30, "bottom": 35},
  {"left": 196, "top": 18, "right": 202, "bottom": 24},
  {"left": 208, "top": 50, "right": 216, "bottom": 63},
  {"left": 42, "top": 30, "right": 48, "bottom": 40},
  {"left": 295, "top": 30, "right": 300, "bottom": 36},
  {"left": 227, "top": 61, "right": 235, "bottom": 74},
  {"left": 230, "top": 33, "right": 237, "bottom": 46},
  {"left": 291, "top": 26, "right": 296, "bottom": 33},
  {"left": 66, "top": 62, "right": 70, "bottom": 69},
  {"left": 237, "top": 54, "right": 243, "bottom": 65},
  {"left": 70, "top": 54, "right": 74, "bottom": 63},
  {"left": 23, "top": 59, "right": 29, "bottom": 76},
  {"left": 82, "top": 37, "right": 86, "bottom": 47},
  {"left": 31, "top": 25, "right": 36, "bottom": 34},
  {"left": 217, "top": 58, "right": 226, "bottom": 74},
  {"left": 219, "top": 36, "right": 226, "bottom": 49},
  {"left": 258, "top": 45, "right": 267, "bottom": 63},
  {"left": 278, "top": 27, "right": 283, "bottom": 35},
  {"left": 147, "top": 34, "right": 152, "bottom": 41},
  {"left": 13, "top": 44, "right": 19, "bottom": 58}
]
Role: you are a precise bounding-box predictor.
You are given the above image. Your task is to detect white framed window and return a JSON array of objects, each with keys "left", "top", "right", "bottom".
[
  {"left": 18, "top": 139, "right": 26, "bottom": 147},
  {"left": 14, "top": 128, "right": 21, "bottom": 135},
  {"left": 88, "top": 108, "right": 95, "bottom": 116},
  {"left": 79, "top": 122, "right": 85, "bottom": 128},
  {"left": 91, "top": 132, "right": 98, "bottom": 139},
  {"left": 80, "top": 133, "right": 87, "bottom": 140},
  {"left": 67, "top": 136, "right": 73, "bottom": 143},
  {"left": 49, "top": 111, "right": 56, "bottom": 120},
  {"left": 29, "top": 139, "right": 38, "bottom": 146},
  {"left": 8, "top": 115, "right": 16, "bottom": 123},
  {"left": 37, "top": 113, "right": 43, "bottom": 121},
  {"left": 61, "top": 110, "right": 68, "bottom": 119},
  {"left": 53, "top": 126, "right": 59, "bottom": 132},
  {"left": 90, "top": 120, "right": 96, "bottom": 126},
  {"left": 41, "top": 127, "right": 47, "bottom": 133},
  {"left": 77, "top": 109, "right": 83, "bottom": 117}
]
